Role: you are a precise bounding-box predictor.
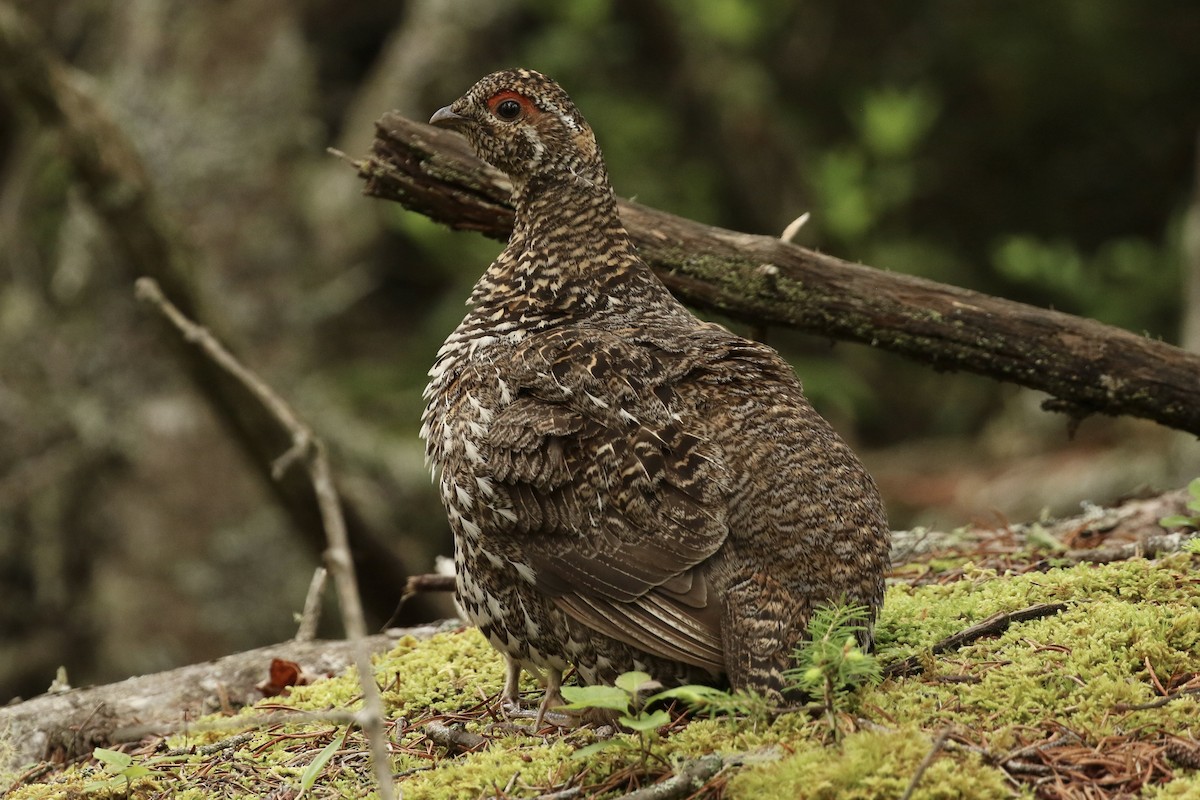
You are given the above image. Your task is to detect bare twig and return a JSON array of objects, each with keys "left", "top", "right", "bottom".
[
  {"left": 164, "top": 731, "right": 256, "bottom": 758},
  {"left": 779, "top": 212, "right": 810, "bottom": 243},
  {"left": 1114, "top": 685, "right": 1200, "bottom": 712},
  {"left": 423, "top": 721, "right": 488, "bottom": 754},
  {"left": 997, "top": 732, "right": 1080, "bottom": 766},
  {"left": 899, "top": 728, "right": 951, "bottom": 800},
  {"left": 134, "top": 277, "right": 396, "bottom": 800},
  {"left": 295, "top": 567, "right": 328, "bottom": 642},
  {"left": 1063, "top": 531, "right": 1194, "bottom": 565},
  {"left": 389, "top": 572, "right": 458, "bottom": 627},
  {"left": 532, "top": 787, "right": 584, "bottom": 800},
  {"left": 404, "top": 573, "right": 457, "bottom": 598},
  {"left": 4, "top": 762, "right": 55, "bottom": 796},
  {"left": 883, "top": 602, "right": 1068, "bottom": 679}
]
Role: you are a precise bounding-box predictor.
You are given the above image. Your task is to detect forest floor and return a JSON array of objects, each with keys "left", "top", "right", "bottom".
[{"left": 4, "top": 505, "right": 1199, "bottom": 800}]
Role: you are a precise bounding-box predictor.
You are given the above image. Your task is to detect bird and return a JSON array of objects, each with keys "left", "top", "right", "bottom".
[{"left": 422, "top": 68, "right": 890, "bottom": 725}]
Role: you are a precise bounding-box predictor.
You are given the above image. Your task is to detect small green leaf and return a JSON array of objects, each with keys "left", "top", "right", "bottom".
[
  {"left": 1188, "top": 478, "right": 1200, "bottom": 502},
  {"left": 92, "top": 747, "right": 133, "bottom": 773},
  {"left": 646, "top": 684, "right": 730, "bottom": 708},
  {"left": 299, "top": 728, "right": 346, "bottom": 797},
  {"left": 558, "top": 684, "right": 632, "bottom": 713},
  {"left": 1160, "top": 515, "right": 1196, "bottom": 529},
  {"left": 122, "top": 765, "right": 153, "bottom": 780},
  {"left": 614, "top": 671, "right": 653, "bottom": 695},
  {"left": 618, "top": 709, "right": 671, "bottom": 732}
]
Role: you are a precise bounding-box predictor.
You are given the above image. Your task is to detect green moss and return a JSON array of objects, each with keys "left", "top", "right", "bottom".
[
  {"left": 6, "top": 555, "right": 1199, "bottom": 798},
  {"left": 666, "top": 708, "right": 822, "bottom": 759},
  {"left": 1146, "top": 772, "right": 1200, "bottom": 799},
  {"left": 873, "top": 555, "right": 1200, "bottom": 748},
  {"left": 727, "top": 728, "right": 1019, "bottom": 799},
  {"left": 377, "top": 629, "right": 513, "bottom": 716},
  {"left": 398, "top": 739, "right": 579, "bottom": 799},
  {"left": 264, "top": 627, "right": 514, "bottom": 720}
]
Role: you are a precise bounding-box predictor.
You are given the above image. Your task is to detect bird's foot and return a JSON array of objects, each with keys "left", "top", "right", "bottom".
[
  {"left": 495, "top": 699, "right": 575, "bottom": 730},
  {"left": 494, "top": 661, "right": 574, "bottom": 729},
  {"left": 533, "top": 671, "right": 572, "bottom": 728}
]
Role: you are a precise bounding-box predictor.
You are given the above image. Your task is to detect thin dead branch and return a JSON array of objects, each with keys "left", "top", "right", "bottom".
[
  {"left": 133, "top": 277, "right": 395, "bottom": 800},
  {"left": 1114, "top": 685, "right": 1200, "bottom": 712},
  {"left": 609, "top": 753, "right": 729, "bottom": 800},
  {"left": 403, "top": 573, "right": 457, "bottom": 599},
  {"left": 423, "top": 721, "right": 488, "bottom": 754},
  {"left": 883, "top": 603, "right": 1068, "bottom": 679},
  {"left": 295, "top": 567, "right": 329, "bottom": 642},
  {"left": 900, "top": 728, "right": 951, "bottom": 800}
]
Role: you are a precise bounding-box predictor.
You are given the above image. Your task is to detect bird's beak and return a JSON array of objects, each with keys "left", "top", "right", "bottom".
[{"left": 430, "top": 105, "right": 467, "bottom": 130}]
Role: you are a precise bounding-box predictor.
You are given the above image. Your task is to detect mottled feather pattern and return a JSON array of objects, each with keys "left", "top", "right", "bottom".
[{"left": 421, "top": 69, "right": 890, "bottom": 713}]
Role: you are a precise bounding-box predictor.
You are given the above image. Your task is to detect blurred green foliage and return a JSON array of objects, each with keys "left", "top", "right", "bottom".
[{"left": 991, "top": 228, "right": 1182, "bottom": 333}]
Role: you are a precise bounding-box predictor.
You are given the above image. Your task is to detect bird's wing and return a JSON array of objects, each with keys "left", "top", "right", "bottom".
[{"left": 474, "top": 327, "right": 731, "bottom": 672}]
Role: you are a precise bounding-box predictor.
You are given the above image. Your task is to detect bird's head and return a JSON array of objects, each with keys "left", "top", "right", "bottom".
[{"left": 430, "top": 69, "right": 605, "bottom": 190}]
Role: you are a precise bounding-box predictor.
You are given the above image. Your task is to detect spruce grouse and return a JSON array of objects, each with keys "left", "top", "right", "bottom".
[{"left": 423, "top": 68, "right": 889, "bottom": 723}]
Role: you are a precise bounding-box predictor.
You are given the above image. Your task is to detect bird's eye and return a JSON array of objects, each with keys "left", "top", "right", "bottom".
[{"left": 495, "top": 99, "right": 522, "bottom": 120}]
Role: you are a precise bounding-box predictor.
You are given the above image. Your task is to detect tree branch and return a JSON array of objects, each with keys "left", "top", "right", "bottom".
[{"left": 355, "top": 113, "right": 1200, "bottom": 437}]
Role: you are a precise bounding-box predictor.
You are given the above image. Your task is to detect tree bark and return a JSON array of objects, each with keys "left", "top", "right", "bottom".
[{"left": 356, "top": 113, "right": 1200, "bottom": 438}]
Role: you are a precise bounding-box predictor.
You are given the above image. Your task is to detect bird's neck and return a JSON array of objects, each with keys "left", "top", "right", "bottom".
[
  {"left": 466, "top": 171, "right": 675, "bottom": 324},
  {"left": 512, "top": 168, "right": 625, "bottom": 249}
]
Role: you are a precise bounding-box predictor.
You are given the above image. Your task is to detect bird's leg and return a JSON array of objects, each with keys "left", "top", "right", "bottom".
[
  {"left": 500, "top": 655, "right": 524, "bottom": 716},
  {"left": 534, "top": 669, "right": 566, "bottom": 728},
  {"left": 503, "top": 656, "right": 522, "bottom": 703}
]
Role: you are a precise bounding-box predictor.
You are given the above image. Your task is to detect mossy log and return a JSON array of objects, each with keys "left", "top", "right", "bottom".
[{"left": 0, "top": 625, "right": 455, "bottom": 771}]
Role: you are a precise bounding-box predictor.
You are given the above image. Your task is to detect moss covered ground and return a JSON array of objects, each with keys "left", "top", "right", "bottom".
[{"left": 4, "top": 552, "right": 1199, "bottom": 799}]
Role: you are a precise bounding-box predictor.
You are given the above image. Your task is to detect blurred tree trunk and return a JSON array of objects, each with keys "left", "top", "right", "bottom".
[
  {"left": 0, "top": 1, "right": 457, "bottom": 701},
  {"left": 0, "top": 1, "right": 443, "bottom": 627},
  {"left": 1182, "top": 129, "right": 1200, "bottom": 353}
]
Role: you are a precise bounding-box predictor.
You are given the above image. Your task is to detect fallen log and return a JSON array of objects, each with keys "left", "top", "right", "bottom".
[
  {"left": 354, "top": 113, "right": 1200, "bottom": 437},
  {"left": 0, "top": 622, "right": 458, "bottom": 771}
]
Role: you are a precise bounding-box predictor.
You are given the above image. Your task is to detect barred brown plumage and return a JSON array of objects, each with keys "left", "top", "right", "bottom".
[{"left": 422, "top": 68, "right": 890, "bottom": 725}]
